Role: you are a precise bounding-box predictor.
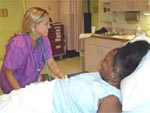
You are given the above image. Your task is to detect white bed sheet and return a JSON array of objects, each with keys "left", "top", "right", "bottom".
[{"left": 0, "top": 80, "right": 55, "bottom": 113}]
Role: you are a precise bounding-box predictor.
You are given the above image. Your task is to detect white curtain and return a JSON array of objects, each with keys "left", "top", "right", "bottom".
[
  {"left": 60, "top": 0, "right": 84, "bottom": 52},
  {"left": 70, "top": 0, "right": 84, "bottom": 52}
]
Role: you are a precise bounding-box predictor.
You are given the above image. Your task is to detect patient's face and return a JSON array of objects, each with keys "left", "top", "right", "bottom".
[{"left": 99, "top": 49, "right": 117, "bottom": 81}]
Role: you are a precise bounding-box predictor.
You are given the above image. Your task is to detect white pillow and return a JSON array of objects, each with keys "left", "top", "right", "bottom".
[
  {"left": 121, "top": 34, "right": 150, "bottom": 111},
  {"left": 130, "top": 33, "right": 150, "bottom": 43},
  {"left": 122, "top": 100, "right": 150, "bottom": 113}
]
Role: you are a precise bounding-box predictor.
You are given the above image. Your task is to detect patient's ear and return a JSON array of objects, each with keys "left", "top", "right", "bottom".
[
  {"left": 114, "top": 64, "right": 120, "bottom": 71},
  {"left": 113, "top": 66, "right": 122, "bottom": 81},
  {"left": 112, "top": 66, "right": 120, "bottom": 76}
]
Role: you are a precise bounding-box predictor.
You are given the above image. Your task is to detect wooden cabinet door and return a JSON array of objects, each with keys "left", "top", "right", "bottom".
[
  {"left": 102, "top": 0, "right": 111, "bottom": 3},
  {"left": 85, "top": 44, "right": 111, "bottom": 72},
  {"left": 111, "top": 0, "right": 147, "bottom": 11},
  {"left": 133, "top": 0, "right": 147, "bottom": 11},
  {"left": 84, "top": 37, "right": 125, "bottom": 72},
  {"left": 111, "top": 0, "right": 128, "bottom": 11}
]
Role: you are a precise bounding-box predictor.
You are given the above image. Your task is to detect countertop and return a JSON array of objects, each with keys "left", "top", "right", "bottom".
[{"left": 79, "top": 33, "right": 135, "bottom": 41}]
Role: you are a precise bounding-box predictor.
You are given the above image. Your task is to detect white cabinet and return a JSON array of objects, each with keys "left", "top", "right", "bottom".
[
  {"left": 84, "top": 37, "right": 126, "bottom": 72},
  {"left": 111, "top": 0, "right": 147, "bottom": 11}
]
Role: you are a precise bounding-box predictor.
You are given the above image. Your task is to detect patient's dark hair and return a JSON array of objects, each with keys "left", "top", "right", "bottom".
[{"left": 114, "top": 40, "right": 150, "bottom": 80}]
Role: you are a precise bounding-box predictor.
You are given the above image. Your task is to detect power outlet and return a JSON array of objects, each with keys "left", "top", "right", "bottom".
[{"left": 0, "top": 8, "right": 8, "bottom": 17}]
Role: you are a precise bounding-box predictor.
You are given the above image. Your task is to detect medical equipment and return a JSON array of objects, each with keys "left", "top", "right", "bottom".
[
  {"left": 23, "top": 34, "right": 42, "bottom": 73},
  {"left": 31, "top": 47, "right": 41, "bottom": 72},
  {"left": 38, "top": 38, "right": 52, "bottom": 80}
]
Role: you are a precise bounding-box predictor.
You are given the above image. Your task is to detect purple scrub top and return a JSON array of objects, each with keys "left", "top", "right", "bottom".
[{"left": 0, "top": 33, "right": 52, "bottom": 93}]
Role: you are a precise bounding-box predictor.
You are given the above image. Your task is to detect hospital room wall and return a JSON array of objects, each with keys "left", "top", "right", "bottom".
[{"left": 0, "top": 0, "right": 24, "bottom": 60}]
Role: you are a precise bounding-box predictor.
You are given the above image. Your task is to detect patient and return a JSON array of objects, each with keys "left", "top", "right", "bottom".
[{"left": 0, "top": 40, "right": 149, "bottom": 113}]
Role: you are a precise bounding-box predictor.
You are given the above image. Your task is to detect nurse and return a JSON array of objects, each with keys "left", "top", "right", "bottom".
[{"left": 0, "top": 7, "right": 64, "bottom": 94}]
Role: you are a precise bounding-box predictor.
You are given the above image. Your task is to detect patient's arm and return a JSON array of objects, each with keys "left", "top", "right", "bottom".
[{"left": 97, "top": 95, "right": 122, "bottom": 113}]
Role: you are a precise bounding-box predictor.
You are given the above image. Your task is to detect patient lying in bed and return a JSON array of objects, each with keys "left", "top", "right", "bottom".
[
  {"left": 0, "top": 39, "right": 149, "bottom": 113},
  {"left": 0, "top": 73, "right": 121, "bottom": 113}
]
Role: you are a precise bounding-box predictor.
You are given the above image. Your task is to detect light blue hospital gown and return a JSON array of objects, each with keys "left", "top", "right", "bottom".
[{"left": 52, "top": 72, "right": 121, "bottom": 113}]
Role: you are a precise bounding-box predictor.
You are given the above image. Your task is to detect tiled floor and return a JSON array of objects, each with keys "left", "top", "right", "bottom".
[
  {"left": 57, "top": 56, "right": 82, "bottom": 75},
  {"left": 40, "top": 56, "right": 82, "bottom": 76},
  {"left": 0, "top": 56, "right": 82, "bottom": 95}
]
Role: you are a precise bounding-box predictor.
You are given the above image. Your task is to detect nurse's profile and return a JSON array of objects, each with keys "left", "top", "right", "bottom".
[{"left": 0, "top": 7, "right": 64, "bottom": 94}]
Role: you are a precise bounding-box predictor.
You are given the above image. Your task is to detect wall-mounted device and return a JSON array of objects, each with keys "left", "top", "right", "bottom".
[
  {"left": 101, "top": 2, "right": 112, "bottom": 22},
  {"left": 0, "top": 8, "right": 8, "bottom": 17},
  {"left": 125, "top": 11, "right": 140, "bottom": 22}
]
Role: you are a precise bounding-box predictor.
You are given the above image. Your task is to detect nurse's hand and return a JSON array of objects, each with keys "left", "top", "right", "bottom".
[{"left": 56, "top": 72, "right": 65, "bottom": 79}]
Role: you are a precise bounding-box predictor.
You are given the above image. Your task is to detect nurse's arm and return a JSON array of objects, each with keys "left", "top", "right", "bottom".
[
  {"left": 97, "top": 95, "right": 122, "bottom": 113},
  {"left": 5, "top": 68, "right": 21, "bottom": 90},
  {"left": 47, "top": 57, "right": 64, "bottom": 78}
]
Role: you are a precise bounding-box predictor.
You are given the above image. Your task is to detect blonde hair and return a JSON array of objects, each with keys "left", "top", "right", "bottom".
[{"left": 22, "top": 7, "right": 49, "bottom": 33}]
